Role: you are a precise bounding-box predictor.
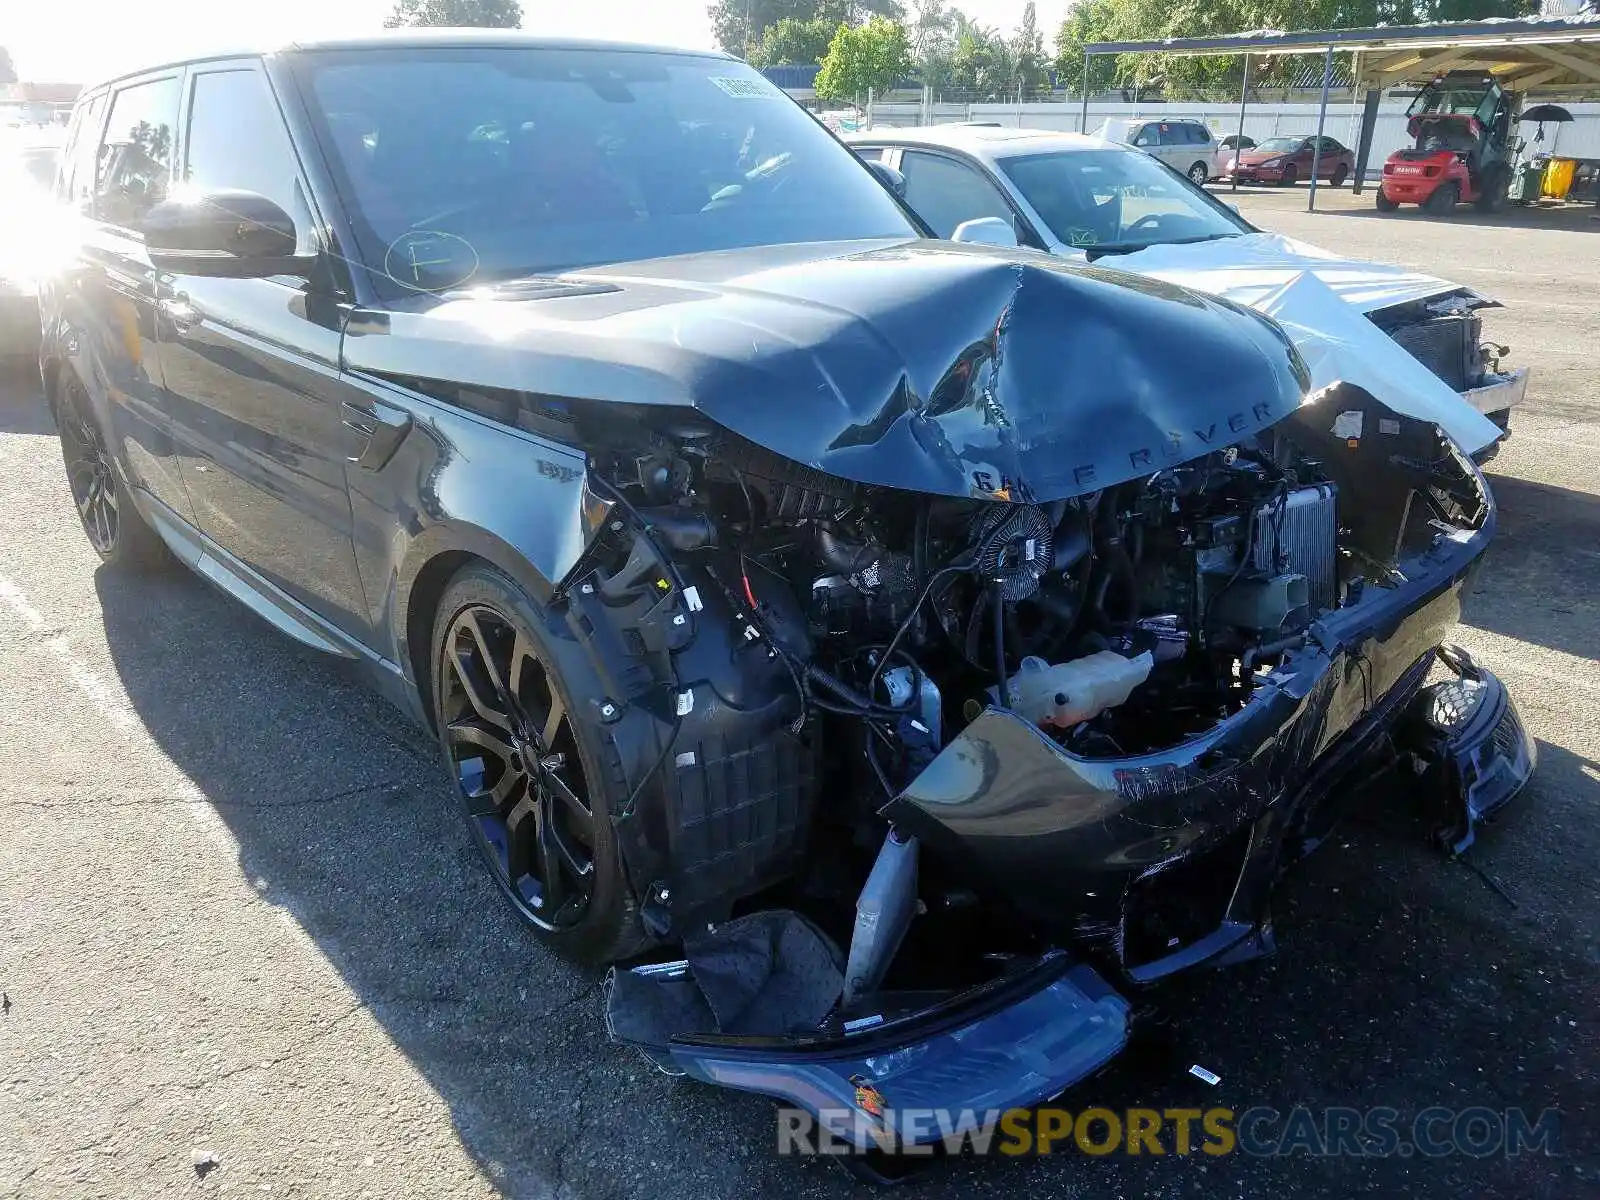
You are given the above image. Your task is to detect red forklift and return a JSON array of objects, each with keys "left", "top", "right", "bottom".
[{"left": 1377, "top": 72, "right": 1519, "bottom": 216}]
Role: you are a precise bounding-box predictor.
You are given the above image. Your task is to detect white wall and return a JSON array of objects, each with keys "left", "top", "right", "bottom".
[{"left": 864, "top": 99, "right": 1600, "bottom": 177}]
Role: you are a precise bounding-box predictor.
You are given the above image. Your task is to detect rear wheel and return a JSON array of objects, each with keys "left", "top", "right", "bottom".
[
  {"left": 1187, "top": 161, "right": 1209, "bottom": 186},
  {"left": 1279, "top": 164, "right": 1298, "bottom": 188},
  {"left": 1473, "top": 169, "right": 1508, "bottom": 213},
  {"left": 54, "top": 380, "right": 169, "bottom": 571},
  {"left": 1425, "top": 181, "right": 1460, "bottom": 216},
  {"left": 431, "top": 562, "right": 647, "bottom": 965},
  {"left": 1331, "top": 164, "right": 1349, "bottom": 187},
  {"left": 1375, "top": 188, "right": 1399, "bottom": 212}
]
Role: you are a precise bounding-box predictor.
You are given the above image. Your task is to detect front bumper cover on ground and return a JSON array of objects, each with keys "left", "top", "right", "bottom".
[
  {"left": 607, "top": 643, "right": 1533, "bottom": 1145},
  {"left": 616, "top": 950, "right": 1129, "bottom": 1151}
]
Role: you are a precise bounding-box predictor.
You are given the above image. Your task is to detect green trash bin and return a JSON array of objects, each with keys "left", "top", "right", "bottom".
[{"left": 1507, "top": 158, "right": 1542, "bottom": 205}]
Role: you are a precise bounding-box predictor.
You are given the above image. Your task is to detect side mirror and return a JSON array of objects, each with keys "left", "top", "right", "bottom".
[
  {"left": 143, "top": 189, "right": 314, "bottom": 278},
  {"left": 951, "top": 216, "right": 1019, "bottom": 248},
  {"left": 865, "top": 159, "right": 907, "bottom": 199}
]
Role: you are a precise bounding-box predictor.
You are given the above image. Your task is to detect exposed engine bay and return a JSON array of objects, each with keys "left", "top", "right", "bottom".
[
  {"left": 553, "top": 383, "right": 1490, "bottom": 960},
  {"left": 596, "top": 406, "right": 1422, "bottom": 776}
]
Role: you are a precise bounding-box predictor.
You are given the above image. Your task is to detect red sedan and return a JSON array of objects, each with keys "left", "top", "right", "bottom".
[{"left": 1224, "top": 135, "right": 1354, "bottom": 187}]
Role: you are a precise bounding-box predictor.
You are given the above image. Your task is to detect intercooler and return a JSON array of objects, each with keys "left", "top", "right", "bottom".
[
  {"left": 1248, "top": 483, "right": 1339, "bottom": 612},
  {"left": 1388, "top": 313, "right": 1482, "bottom": 393}
]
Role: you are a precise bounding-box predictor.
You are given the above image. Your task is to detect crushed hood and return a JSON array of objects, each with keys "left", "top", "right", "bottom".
[
  {"left": 345, "top": 240, "right": 1309, "bottom": 502},
  {"left": 1108, "top": 232, "right": 1502, "bottom": 453}
]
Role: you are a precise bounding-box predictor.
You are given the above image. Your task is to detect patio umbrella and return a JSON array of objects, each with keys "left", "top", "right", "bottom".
[{"left": 1520, "top": 104, "right": 1575, "bottom": 125}]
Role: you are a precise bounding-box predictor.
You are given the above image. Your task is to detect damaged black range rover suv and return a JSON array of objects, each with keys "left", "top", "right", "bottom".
[{"left": 44, "top": 33, "right": 1533, "bottom": 1149}]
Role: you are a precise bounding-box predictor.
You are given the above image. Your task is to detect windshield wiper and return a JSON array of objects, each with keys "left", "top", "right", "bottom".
[{"left": 1084, "top": 232, "right": 1243, "bottom": 260}]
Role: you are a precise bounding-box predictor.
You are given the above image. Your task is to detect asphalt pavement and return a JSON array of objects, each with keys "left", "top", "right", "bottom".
[{"left": 1, "top": 187, "right": 1596, "bottom": 1199}]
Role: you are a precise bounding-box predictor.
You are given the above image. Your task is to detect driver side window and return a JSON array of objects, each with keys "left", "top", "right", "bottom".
[
  {"left": 184, "top": 68, "right": 317, "bottom": 256},
  {"left": 1131, "top": 125, "right": 1158, "bottom": 148},
  {"left": 898, "top": 151, "right": 1015, "bottom": 240}
]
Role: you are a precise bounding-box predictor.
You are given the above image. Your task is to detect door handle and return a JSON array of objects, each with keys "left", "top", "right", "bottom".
[
  {"left": 159, "top": 295, "right": 201, "bottom": 334},
  {"left": 341, "top": 398, "right": 413, "bottom": 471}
]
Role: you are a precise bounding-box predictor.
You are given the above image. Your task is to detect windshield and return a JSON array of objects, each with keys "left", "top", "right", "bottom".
[
  {"left": 291, "top": 47, "right": 915, "bottom": 294},
  {"left": 1252, "top": 137, "right": 1304, "bottom": 154},
  {"left": 1408, "top": 80, "right": 1501, "bottom": 123},
  {"left": 1000, "top": 148, "right": 1249, "bottom": 254}
]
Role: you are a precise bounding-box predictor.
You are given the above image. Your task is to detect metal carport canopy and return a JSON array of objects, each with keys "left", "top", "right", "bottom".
[{"left": 1082, "top": 14, "right": 1600, "bottom": 209}]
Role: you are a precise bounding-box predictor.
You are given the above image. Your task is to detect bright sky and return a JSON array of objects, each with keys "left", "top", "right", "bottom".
[{"left": 7, "top": 0, "right": 1069, "bottom": 85}]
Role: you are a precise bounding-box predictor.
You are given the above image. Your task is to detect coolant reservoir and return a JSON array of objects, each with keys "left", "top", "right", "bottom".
[{"left": 1006, "top": 651, "right": 1154, "bottom": 729}]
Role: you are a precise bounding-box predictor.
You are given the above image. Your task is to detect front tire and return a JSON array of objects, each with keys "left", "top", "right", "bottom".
[
  {"left": 55, "top": 380, "right": 169, "bottom": 571},
  {"left": 431, "top": 562, "right": 647, "bottom": 965},
  {"left": 1279, "top": 165, "right": 1298, "bottom": 188},
  {"left": 1187, "top": 161, "right": 1209, "bottom": 186}
]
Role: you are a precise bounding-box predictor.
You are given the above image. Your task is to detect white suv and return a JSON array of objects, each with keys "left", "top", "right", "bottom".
[{"left": 1095, "top": 118, "right": 1217, "bottom": 185}]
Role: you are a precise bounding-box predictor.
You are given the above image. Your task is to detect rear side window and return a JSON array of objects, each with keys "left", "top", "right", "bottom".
[
  {"left": 96, "top": 77, "right": 180, "bottom": 229},
  {"left": 183, "top": 68, "right": 316, "bottom": 253},
  {"left": 61, "top": 92, "right": 108, "bottom": 213}
]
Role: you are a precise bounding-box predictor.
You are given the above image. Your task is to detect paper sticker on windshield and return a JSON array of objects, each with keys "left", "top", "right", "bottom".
[
  {"left": 1067, "top": 228, "right": 1099, "bottom": 247},
  {"left": 710, "top": 75, "right": 779, "bottom": 99}
]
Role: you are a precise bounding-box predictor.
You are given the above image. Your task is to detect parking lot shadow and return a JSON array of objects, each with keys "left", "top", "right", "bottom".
[
  {"left": 89, "top": 563, "right": 641, "bottom": 1198},
  {"left": 88, "top": 549, "right": 1599, "bottom": 1198},
  {"left": 0, "top": 361, "right": 53, "bottom": 436},
  {"left": 1468, "top": 471, "right": 1600, "bottom": 661}
]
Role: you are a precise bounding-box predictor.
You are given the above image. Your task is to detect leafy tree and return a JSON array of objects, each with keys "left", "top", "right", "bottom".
[
  {"left": 944, "top": 15, "right": 1017, "bottom": 100},
  {"left": 710, "top": 0, "right": 904, "bottom": 56},
  {"left": 815, "top": 15, "right": 914, "bottom": 103},
  {"left": 0, "top": 46, "right": 16, "bottom": 87},
  {"left": 1053, "top": 0, "right": 1537, "bottom": 99},
  {"left": 1010, "top": 2, "right": 1050, "bottom": 98},
  {"left": 749, "top": 17, "right": 840, "bottom": 66},
  {"left": 1052, "top": 0, "right": 1117, "bottom": 96},
  {"left": 385, "top": 0, "right": 522, "bottom": 27},
  {"left": 908, "top": 0, "right": 957, "bottom": 57}
]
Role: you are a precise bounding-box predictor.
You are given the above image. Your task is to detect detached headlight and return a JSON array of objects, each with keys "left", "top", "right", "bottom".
[{"left": 1423, "top": 676, "right": 1488, "bottom": 733}]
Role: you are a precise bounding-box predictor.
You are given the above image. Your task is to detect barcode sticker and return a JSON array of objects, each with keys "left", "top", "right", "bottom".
[{"left": 710, "top": 76, "right": 778, "bottom": 99}]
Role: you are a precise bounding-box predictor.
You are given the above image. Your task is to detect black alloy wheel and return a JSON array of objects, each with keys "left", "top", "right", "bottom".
[
  {"left": 61, "top": 409, "right": 119, "bottom": 555},
  {"left": 431, "top": 564, "right": 645, "bottom": 962},
  {"left": 443, "top": 602, "right": 596, "bottom": 927},
  {"left": 55, "top": 383, "right": 168, "bottom": 569}
]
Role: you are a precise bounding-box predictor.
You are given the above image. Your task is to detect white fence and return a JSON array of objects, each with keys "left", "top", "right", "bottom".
[{"left": 864, "top": 99, "right": 1600, "bottom": 176}]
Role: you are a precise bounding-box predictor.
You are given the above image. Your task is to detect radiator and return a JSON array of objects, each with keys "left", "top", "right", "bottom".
[
  {"left": 1389, "top": 313, "right": 1481, "bottom": 392},
  {"left": 1249, "top": 483, "right": 1339, "bottom": 612}
]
